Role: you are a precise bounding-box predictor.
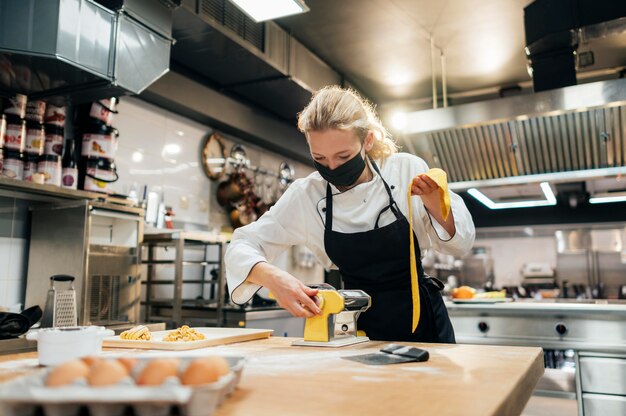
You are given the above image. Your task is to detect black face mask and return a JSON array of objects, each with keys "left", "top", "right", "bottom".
[{"left": 313, "top": 146, "right": 366, "bottom": 187}]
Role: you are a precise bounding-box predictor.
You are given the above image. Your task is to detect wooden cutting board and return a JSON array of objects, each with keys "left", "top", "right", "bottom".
[{"left": 103, "top": 327, "right": 273, "bottom": 350}]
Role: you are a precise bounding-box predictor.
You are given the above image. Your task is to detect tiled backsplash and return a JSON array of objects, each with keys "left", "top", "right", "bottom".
[
  {"left": 0, "top": 197, "right": 30, "bottom": 309},
  {"left": 473, "top": 236, "right": 557, "bottom": 287},
  {"left": 112, "top": 97, "right": 315, "bottom": 229}
]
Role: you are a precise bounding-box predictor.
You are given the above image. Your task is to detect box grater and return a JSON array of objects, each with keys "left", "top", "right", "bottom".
[{"left": 41, "top": 275, "right": 78, "bottom": 328}]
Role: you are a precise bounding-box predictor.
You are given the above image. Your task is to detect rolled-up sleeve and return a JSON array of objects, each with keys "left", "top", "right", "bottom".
[
  {"left": 426, "top": 190, "right": 475, "bottom": 257},
  {"left": 225, "top": 180, "right": 308, "bottom": 304}
]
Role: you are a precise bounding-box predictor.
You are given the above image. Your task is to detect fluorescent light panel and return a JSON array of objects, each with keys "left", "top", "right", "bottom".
[
  {"left": 229, "top": 0, "right": 309, "bottom": 22},
  {"left": 468, "top": 182, "right": 556, "bottom": 209},
  {"left": 589, "top": 193, "right": 626, "bottom": 204}
]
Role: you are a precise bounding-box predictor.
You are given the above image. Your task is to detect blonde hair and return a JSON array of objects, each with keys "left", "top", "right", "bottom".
[{"left": 297, "top": 85, "right": 398, "bottom": 160}]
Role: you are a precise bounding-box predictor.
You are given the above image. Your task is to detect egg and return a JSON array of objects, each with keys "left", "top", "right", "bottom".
[
  {"left": 46, "top": 360, "right": 90, "bottom": 387},
  {"left": 181, "top": 356, "right": 230, "bottom": 386},
  {"left": 87, "top": 360, "right": 129, "bottom": 387},
  {"left": 117, "top": 357, "right": 139, "bottom": 373},
  {"left": 81, "top": 356, "right": 102, "bottom": 368},
  {"left": 137, "top": 358, "right": 179, "bottom": 386}
]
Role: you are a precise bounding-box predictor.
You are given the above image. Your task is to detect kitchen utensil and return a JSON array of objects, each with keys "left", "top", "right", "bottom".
[
  {"left": 103, "top": 327, "right": 273, "bottom": 351},
  {"left": 343, "top": 344, "right": 430, "bottom": 365},
  {"left": 26, "top": 326, "right": 114, "bottom": 366},
  {"left": 41, "top": 275, "right": 77, "bottom": 328},
  {"left": 291, "top": 283, "right": 371, "bottom": 347},
  {"left": 0, "top": 305, "right": 42, "bottom": 340}
]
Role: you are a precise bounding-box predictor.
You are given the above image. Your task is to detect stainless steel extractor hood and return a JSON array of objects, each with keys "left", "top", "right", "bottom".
[
  {"left": 403, "top": 78, "right": 626, "bottom": 193},
  {"left": 0, "top": 0, "right": 177, "bottom": 104}
]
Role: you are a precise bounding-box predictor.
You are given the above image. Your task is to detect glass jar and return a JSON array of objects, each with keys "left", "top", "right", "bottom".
[
  {"left": 4, "top": 115, "right": 26, "bottom": 152},
  {"left": 2, "top": 94, "right": 27, "bottom": 119},
  {"left": 44, "top": 124, "right": 65, "bottom": 156},
  {"left": 37, "top": 154, "right": 61, "bottom": 186},
  {"left": 25, "top": 121, "right": 45, "bottom": 155},
  {"left": 2, "top": 150, "right": 24, "bottom": 180},
  {"left": 80, "top": 121, "right": 118, "bottom": 160},
  {"left": 23, "top": 153, "right": 39, "bottom": 182},
  {"left": 80, "top": 157, "right": 118, "bottom": 193},
  {"left": 44, "top": 104, "right": 66, "bottom": 127},
  {"left": 25, "top": 100, "right": 46, "bottom": 123}
]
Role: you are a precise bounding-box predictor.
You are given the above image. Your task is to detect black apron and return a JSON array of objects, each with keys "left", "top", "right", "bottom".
[{"left": 323, "top": 161, "right": 455, "bottom": 343}]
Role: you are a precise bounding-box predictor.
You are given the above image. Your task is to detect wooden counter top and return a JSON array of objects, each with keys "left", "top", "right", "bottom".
[{"left": 0, "top": 337, "right": 544, "bottom": 416}]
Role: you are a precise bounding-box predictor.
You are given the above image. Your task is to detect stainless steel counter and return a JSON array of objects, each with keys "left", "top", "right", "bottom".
[{"left": 446, "top": 299, "right": 626, "bottom": 353}]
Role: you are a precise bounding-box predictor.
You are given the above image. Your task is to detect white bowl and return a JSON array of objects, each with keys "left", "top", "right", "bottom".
[{"left": 26, "top": 326, "right": 114, "bottom": 366}]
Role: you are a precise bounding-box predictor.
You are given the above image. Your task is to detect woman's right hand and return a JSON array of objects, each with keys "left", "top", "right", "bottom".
[{"left": 248, "top": 262, "right": 322, "bottom": 318}]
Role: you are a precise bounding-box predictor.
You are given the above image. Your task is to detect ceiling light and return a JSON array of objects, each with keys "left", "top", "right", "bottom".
[
  {"left": 589, "top": 192, "right": 626, "bottom": 204},
  {"left": 163, "top": 144, "right": 181, "bottom": 155},
  {"left": 131, "top": 151, "right": 144, "bottom": 163},
  {"left": 390, "top": 111, "right": 408, "bottom": 131},
  {"left": 468, "top": 182, "right": 556, "bottom": 209},
  {"left": 228, "top": 0, "right": 309, "bottom": 22}
]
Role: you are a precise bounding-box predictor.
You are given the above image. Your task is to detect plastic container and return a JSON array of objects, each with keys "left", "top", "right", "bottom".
[
  {"left": 80, "top": 158, "right": 118, "bottom": 193},
  {"left": 24, "top": 121, "right": 45, "bottom": 155},
  {"left": 81, "top": 122, "right": 118, "bottom": 160},
  {"left": 0, "top": 356, "right": 245, "bottom": 416},
  {"left": 2, "top": 94, "right": 27, "bottom": 118},
  {"left": 23, "top": 153, "right": 39, "bottom": 182},
  {"left": 2, "top": 150, "right": 24, "bottom": 180},
  {"left": 25, "top": 100, "right": 46, "bottom": 123},
  {"left": 3, "top": 115, "right": 25, "bottom": 152},
  {"left": 44, "top": 104, "right": 66, "bottom": 127},
  {"left": 37, "top": 154, "right": 61, "bottom": 186},
  {"left": 44, "top": 125, "right": 65, "bottom": 156}
]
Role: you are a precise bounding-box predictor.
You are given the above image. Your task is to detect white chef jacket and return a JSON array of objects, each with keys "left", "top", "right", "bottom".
[{"left": 225, "top": 152, "right": 476, "bottom": 304}]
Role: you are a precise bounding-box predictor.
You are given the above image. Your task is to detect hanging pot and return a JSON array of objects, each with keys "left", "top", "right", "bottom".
[
  {"left": 229, "top": 202, "right": 257, "bottom": 229},
  {"left": 217, "top": 174, "right": 244, "bottom": 206}
]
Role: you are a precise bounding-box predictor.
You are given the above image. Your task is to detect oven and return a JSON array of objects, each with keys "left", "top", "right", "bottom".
[{"left": 447, "top": 300, "right": 626, "bottom": 415}]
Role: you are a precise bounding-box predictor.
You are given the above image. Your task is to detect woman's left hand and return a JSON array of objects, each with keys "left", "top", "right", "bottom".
[{"left": 411, "top": 174, "right": 439, "bottom": 196}]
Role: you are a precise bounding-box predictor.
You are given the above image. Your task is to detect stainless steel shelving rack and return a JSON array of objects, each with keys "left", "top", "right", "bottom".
[{"left": 141, "top": 231, "right": 229, "bottom": 328}]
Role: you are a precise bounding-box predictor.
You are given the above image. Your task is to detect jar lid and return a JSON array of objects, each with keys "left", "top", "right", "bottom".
[
  {"left": 2, "top": 149, "right": 24, "bottom": 159},
  {"left": 39, "top": 154, "right": 60, "bottom": 162},
  {"left": 4, "top": 114, "right": 25, "bottom": 124},
  {"left": 44, "top": 124, "right": 64, "bottom": 134},
  {"left": 80, "top": 119, "right": 118, "bottom": 136},
  {"left": 85, "top": 157, "right": 116, "bottom": 169},
  {"left": 25, "top": 120, "right": 44, "bottom": 129},
  {"left": 24, "top": 153, "right": 40, "bottom": 162}
]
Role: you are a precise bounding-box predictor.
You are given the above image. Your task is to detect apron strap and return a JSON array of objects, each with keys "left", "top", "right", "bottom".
[
  {"left": 325, "top": 182, "right": 334, "bottom": 231},
  {"left": 407, "top": 184, "right": 421, "bottom": 333},
  {"left": 370, "top": 159, "right": 403, "bottom": 229}
]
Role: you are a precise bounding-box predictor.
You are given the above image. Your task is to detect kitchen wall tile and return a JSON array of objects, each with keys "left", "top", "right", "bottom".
[
  {"left": 0, "top": 237, "right": 11, "bottom": 280},
  {"left": 5, "top": 278, "right": 24, "bottom": 308},
  {"left": 11, "top": 199, "right": 30, "bottom": 239},
  {"left": 0, "top": 197, "right": 14, "bottom": 238},
  {"left": 0, "top": 280, "right": 7, "bottom": 307},
  {"left": 7, "top": 238, "right": 28, "bottom": 281}
]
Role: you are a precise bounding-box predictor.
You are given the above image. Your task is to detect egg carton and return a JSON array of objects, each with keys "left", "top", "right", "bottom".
[{"left": 0, "top": 356, "right": 245, "bottom": 416}]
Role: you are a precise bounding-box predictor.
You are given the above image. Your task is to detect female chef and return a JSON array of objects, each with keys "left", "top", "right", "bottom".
[{"left": 224, "top": 86, "right": 475, "bottom": 342}]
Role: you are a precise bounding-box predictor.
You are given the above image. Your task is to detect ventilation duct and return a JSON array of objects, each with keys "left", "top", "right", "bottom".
[
  {"left": 0, "top": 0, "right": 177, "bottom": 104},
  {"left": 524, "top": 0, "right": 626, "bottom": 92},
  {"left": 170, "top": 0, "right": 341, "bottom": 121},
  {"left": 403, "top": 78, "right": 626, "bottom": 191}
]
